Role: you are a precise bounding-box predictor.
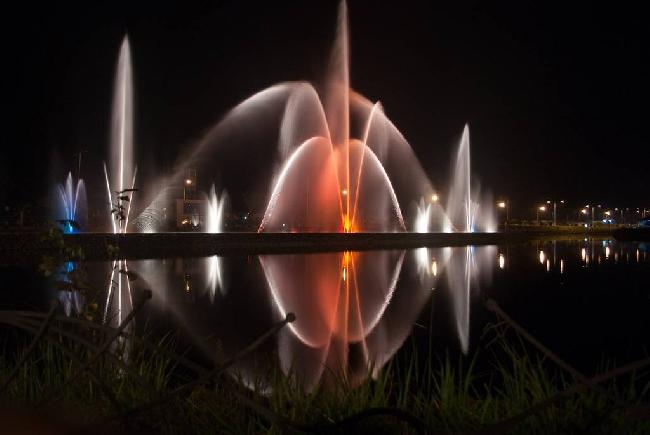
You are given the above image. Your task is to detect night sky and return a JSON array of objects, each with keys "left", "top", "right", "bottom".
[{"left": 2, "top": 0, "right": 648, "bottom": 218}]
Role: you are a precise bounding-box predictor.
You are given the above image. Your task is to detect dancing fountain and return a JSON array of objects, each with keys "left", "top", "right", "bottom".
[{"left": 47, "top": 0, "right": 502, "bottom": 391}]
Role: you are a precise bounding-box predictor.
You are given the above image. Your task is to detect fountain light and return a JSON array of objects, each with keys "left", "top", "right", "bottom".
[
  {"left": 560, "top": 259, "right": 564, "bottom": 274},
  {"left": 581, "top": 248, "right": 586, "bottom": 261},
  {"left": 539, "top": 250, "right": 545, "bottom": 264},
  {"left": 431, "top": 193, "right": 439, "bottom": 203},
  {"left": 498, "top": 201, "right": 506, "bottom": 208},
  {"left": 498, "top": 253, "right": 505, "bottom": 269},
  {"left": 431, "top": 260, "right": 437, "bottom": 276}
]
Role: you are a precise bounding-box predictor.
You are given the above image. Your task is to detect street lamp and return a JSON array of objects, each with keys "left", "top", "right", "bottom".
[
  {"left": 497, "top": 201, "right": 508, "bottom": 230},
  {"left": 537, "top": 205, "right": 546, "bottom": 225},
  {"left": 545, "top": 199, "right": 564, "bottom": 226}
]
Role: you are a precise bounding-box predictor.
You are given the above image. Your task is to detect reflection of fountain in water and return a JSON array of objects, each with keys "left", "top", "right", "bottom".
[
  {"left": 103, "top": 260, "right": 134, "bottom": 339},
  {"left": 260, "top": 250, "right": 407, "bottom": 389},
  {"left": 103, "top": 36, "right": 137, "bottom": 234},
  {"left": 414, "top": 245, "right": 495, "bottom": 353},
  {"left": 54, "top": 172, "right": 87, "bottom": 233},
  {"left": 205, "top": 184, "right": 227, "bottom": 300},
  {"left": 56, "top": 261, "right": 85, "bottom": 316}
]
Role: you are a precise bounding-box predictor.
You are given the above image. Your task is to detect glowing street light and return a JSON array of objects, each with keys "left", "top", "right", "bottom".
[
  {"left": 431, "top": 193, "right": 439, "bottom": 203},
  {"left": 497, "top": 201, "right": 509, "bottom": 230},
  {"left": 185, "top": 179, "right": 192, "bottom": 185},
  {"left": 537, "top": 205, "right": 546, "bottom": 225},
  {"left": 342, "top": 189, "right": 348, "bottom": 196}
]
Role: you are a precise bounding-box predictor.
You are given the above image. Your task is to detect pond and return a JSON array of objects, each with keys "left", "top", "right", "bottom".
[{"left": 1, "top": 237, "right": 649, "bottom": 389}]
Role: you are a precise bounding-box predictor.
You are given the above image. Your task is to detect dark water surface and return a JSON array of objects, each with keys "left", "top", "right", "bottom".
[{"left": 1, "top": 238, "right": 649, "bottom": 387}]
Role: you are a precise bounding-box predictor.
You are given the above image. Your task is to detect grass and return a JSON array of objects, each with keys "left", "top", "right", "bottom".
[{"left": 0, "top": 313, "right": 649, "bottom": 435}]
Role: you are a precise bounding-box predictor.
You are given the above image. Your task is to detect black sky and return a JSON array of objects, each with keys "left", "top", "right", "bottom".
[{"left": 2, "top": 0, "right": 648, "bottom": 216}]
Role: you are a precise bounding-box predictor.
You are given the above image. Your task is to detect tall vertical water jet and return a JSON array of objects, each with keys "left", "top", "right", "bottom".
[
  {"left": 446, "top": 125, "right": 476, "bottom": 232},
  {"left": 104, "top": 36, "right": 136, "bottom": 234},
  {"left": 325, "top": 0, "right": 351, "bottom": 230}
]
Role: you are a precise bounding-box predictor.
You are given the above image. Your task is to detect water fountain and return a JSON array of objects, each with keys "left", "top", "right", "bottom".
[
  {"left": 101, "top": 37, "right": 137, "bottom": 338},
  {"left": 205, "top": 184, "right": 227, "bottom": 299},
  {"left": 54, "top": 172, "right": 87, "bottom": 233},
  {"left": 104, "top": 36, "right": 136, "bottom": 235}
]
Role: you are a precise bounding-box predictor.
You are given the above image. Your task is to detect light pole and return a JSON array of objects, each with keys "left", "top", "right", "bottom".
[
  {"left": 184, "top": 178, "right": 192, "bottom": 201},
  {"left": 580, "top": 208, "right": 588, "bottom": 225},
  {"left": 546, "top": 199, "right": 564, "bottom": 226},
  {"left": 498, "top": 201, "right": 508, "bottom": 230},
  {"left": 537, "top": 205, "right": 546, "bottom": 225}
]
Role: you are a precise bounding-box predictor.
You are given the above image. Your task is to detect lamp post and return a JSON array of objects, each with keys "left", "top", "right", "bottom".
[
  {"left": 546, "top": 199, "right": 564, "bottom": 226},
  {"left": 580, "top": 208, "right": 588, "bottom": 225},
  {"left": 497, "top": 201, "right": 508, "bottom": 230},
  {"left": 184, "top": 178, "right": 192, "bottom": 201},
  {"left": 537, "top": 205, "right": 546, "bottom": 225}
]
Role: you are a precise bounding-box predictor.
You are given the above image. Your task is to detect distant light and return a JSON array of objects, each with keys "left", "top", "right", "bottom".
[
  {"left": 581, "top": 248, "right": 586, "bottom": 261},
  {"left": 581, "top": 208, "right": 588, "bottom": 215},
  {"left": 539, "top": 250, "right": 545, "bottom": 264},
  {"left": 547, "top": 200, "right": 551, "bottom": 204},
  {"left": 498, "top": 201, "right": 506, "bottom": 208},
  {"left": 499, "top": 253, "right": 505, "bottom": 269},
  {"left": 539, "top": 206, "right": 546, "bottom": 211},
  {"left": 431, "top": 260, "right": 438, "bottom": 276},
  {"left": 431, "top": 193, "right": 439, "bottom": 203},
  {"left": 560, "top": 259, "right": 564, "bottom": 274},
  {"left": 604, "top": 211, "right": 611, "bottom": 216},
  {"left": 605, "top": 246, "right": 610, "bottom": 258},
  {"left": 546, "top": 259, "right": 551, "bottom": 272},
  {"left": 342, "top": 189, "right": 348, "bottom": 196},
  {"left": 560, "top": 200, "right": 565, "bottom": 204},
  {"left": 185, "top": 179, "right": 192, "bottom": 185}
]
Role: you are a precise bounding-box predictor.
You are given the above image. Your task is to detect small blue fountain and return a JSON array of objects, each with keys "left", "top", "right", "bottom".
[{"left": 55, "top": 172, "right": 87, "bottom": 233}]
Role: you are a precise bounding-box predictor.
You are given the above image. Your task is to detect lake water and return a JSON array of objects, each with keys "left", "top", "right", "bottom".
[{"left": 1, "top": 237, "right": 649, "bottom": 388}]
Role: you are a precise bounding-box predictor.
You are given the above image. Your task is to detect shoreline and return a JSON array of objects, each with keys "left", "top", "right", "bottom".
[{"left": 0, "top": 227, "right": 619, "bottom": 263}]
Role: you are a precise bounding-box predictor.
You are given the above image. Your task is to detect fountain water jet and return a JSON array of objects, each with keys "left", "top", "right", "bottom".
[
  {"left": 104, "top": 36, "right": 136, "bottom": 234},
  {"left": 54, "top": 172, "right": 87, "bottom": 233},
  {"left": 205, "top": 184, "right": 227, "bottom": 299}
]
